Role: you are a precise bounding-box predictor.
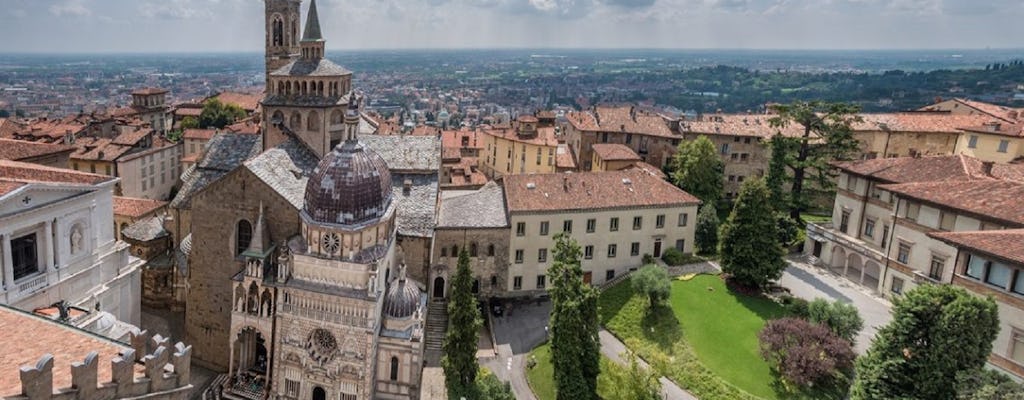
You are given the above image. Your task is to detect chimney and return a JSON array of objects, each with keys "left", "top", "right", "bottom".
[
  {"left": 982, "top": 161, "right": 994, "bottom": 177},
  {"left": 403, "top": 179, "right": 412, "bottom": 195},
  {"left": 563, "top": 176, "right": 569, "bottom": 192}
]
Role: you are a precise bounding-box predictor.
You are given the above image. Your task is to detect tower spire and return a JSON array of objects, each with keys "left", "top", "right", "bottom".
[{"left": 302, "top": 0, "right": 323, "bottom": 42}]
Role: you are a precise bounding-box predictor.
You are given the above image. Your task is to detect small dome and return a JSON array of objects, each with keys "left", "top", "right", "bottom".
[
  {"left": 383, "top": 278, "right": 421, "bottom": 319},
  {"left": 304, "top": 141, "right": 392, "bottom": 226}
]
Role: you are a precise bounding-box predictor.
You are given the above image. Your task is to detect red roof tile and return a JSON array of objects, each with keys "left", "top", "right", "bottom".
[
  {"left": 879, "top": 180, "right": 1024, "bottom": 226},
  {"left": 592, "top": 143, "right": 641, "bottom": 161},
  {"left": 504, "top": 169, "right": 699, "bottom": 213},
  {"left": 0, "top": 139, "right": 75, "bottom": 161},
  {"left": 568, "top": 105, "right": 676, "bottom": 138},
  {"left": 0, "top": 181, "right": 26, "bottom": 197},
  {"left": 930, "top": 229, "right": 1024, "bottom": 265},
  {"left": 209, "top": 92, "right": 261, "bottom": 112},
  {"left": 131, "top": 87, "right": 168, "bottom": 96},
  {"left": 113, "top": 196, "right": 167, "bottom": 218},
  {"left": 959, "top": 122, "right": 1024, "bottom": 138},
  {"left": 854, "top": 113, "right": 998, "bottom": 134},
  {"left": 680, "top": 114, "right": 804, "bottom": 138},
  {"left": 0, "top": 159, "right": 114, "bottom": 187},
  {"left": 111, "top": 128, "right": 151, "bottom": 146},
  {"left": 918, "top": 98, "right": 1023, "bottom": 123},
  {"left": 833, "top": 155, "right": 1003, "bottom": 184},
  {"left": 183, "top": 129, "right": 217, "bottom": 141},
  {"left": 483, "top": 125, "right": 558, "bottom": 147}
]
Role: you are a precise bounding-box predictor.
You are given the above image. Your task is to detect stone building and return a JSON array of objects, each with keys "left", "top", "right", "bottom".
[
  {"left": 479, "top": 115, "right": 559, "bottom": 179},
  {"left": 172, "top": 3, "right": 435, "bottom": 399},
  {"left": 432, "top": 182, "right": 510, "bottom": 299},
  {"left": 564, "top": 105, "right": 681, "bottom": 171},
  {"left": 1, "top": 307, "right": 193, "bottom": 400},
  {"left": 590, "top": 143, "right": 641, "bottom": 173},
  {"left": 0, "top": 138, "right": 75, "bottom": 168}
]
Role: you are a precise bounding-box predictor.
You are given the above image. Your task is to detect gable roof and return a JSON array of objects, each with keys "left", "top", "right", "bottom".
[
  {"left": 567, "top": 105, "right": 676, "bottom": 138},
  {"left": 929, "top": 229, "right": 1024, "bottom": 266},
  {"left": 832, "top": 155, "right": 1005, "bottom": 184},
  {"left": 170, "top": 133, "right": 262, "bottom": 209},
  {"left": 504, "top": 169, "right": 699, "bottom": 213},
  {"left": 592, "top": 143, "right": 641, "bottom": 162},
  {"left": 0, "top": 138, "right": 76, "bottom": 161},
  {"left": 0, "top": 159, "right": 114, "bottom": 187},
  {"left": 243, "top": 137, "right": 319, "bottom": 210},
  {"left": 437, "top": 181, "right": 508, "bottom": 229},
  {"left": 879, "top": 180, "right": 1024, "bottom": 226},
  {"left": 113, "top": 196, "right": 167, "bottom": 219}
]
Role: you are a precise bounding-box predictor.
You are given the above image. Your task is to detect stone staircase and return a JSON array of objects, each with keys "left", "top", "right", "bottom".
[{"left": 423, "top": 299, "right": 449, "bottom": 366}]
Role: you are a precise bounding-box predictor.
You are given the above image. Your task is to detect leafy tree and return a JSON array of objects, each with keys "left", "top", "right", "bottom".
[
  {"left": 198, "top": 99, "right": 246, "bottom": 129},
  {"left": 851, "top": 284, "right": 1000, "bottom": 400},
  {"left": 694, "top": 204, "right": 719, "bottom": 256},
  {"left": 442, "top": 249, "right": 482, "bottom": 395},
  {"left": 806, "top": 299, "right": 864, "bottom": 344},
  {"left": 548, "top": 233, "right": 600, "bottom": 400},
  {"left": 769, "top": 101, "right": 862, "bottom": 221},
  {"left": 631, "top": 265, "right": 671, "bottom": 307},
  {"left": 718, "top": 178, "right": 787, "bottom": 289},
  {"left": 606, "top": 351, "right": 661, "bottom": 400},
  {"left": 671, "top": 135, "right": 724, "bottom": 207},
  {"left": 759, "top": 317, "right": 856, "bottom": 388},
  {"left": 475, "top": 369, "right": 516, "bottom": 400},
  {"left": 765, "top": 134, "right": 792, "bottom": 210},
  {"left": 955, "top": 369, "right": 1024, "bottom": 400},
  {"left": 180, "top": 116, "right": 200, "bottom": 130}
]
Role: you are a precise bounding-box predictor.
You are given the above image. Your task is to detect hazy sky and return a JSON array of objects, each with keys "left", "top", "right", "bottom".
[{"left": 2, "top": 0, "right": 1023, "bottom": 53}]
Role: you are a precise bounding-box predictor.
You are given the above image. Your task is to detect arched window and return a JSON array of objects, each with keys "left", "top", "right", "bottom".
[
  {"left": 237, "top": 220, "right": 252, "bottom": 255},
  {"left": 312, "top": 386, "right": 326, "bottom": 400},
  {"left": 272, "top": 17, "right": 283, "bottom": 46},
  {"left": 472, "top": 279, "right": 480, "bottom": 294},
  {"left": 317, "top": 81, "right": 324, "bottom": 97},
  {"left": 272, "top": 111, "right": 285, "bottom": 126},
  {"left": 290, "top": 112, "right": 302, "bottom": 130},
  {"left": 307, "top": 111, "right": 320, "bottom": 132},
  {"left": 470, "top": 243, "right": 478, "bottom": 257},
  {"left": 440, "top": 247, "right": 448, "bottom": 257},
  {"left": 452, "top": 245, "right": 458, "bottom": 256},
  {"left": 389, "top": 356, "right": 399, "bottom": 381},
  {"left": 301, "top": 81, "right": 308, "bottom": 95},
  {"left": 487, "top": 244, "right": 495, "bottom": 257},
  {"left": 277, "top": 82, "right": 284, "bottom": 95},
  {"left": 331, "top": 110, "right": 344, "bottom": 125},
  {"left": 491, "top": 275, "right": 498, "bottom": 287}
]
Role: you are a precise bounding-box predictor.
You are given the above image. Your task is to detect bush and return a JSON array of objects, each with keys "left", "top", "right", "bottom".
[
  {"left": 759, "top": 318, "right": 855, "bottom": 388},
  {"left": 779, "top": 295, "right": 810, "bottom": 318},
  {"left": 955, "top": 368, "right": 1024, "bottom": 400},
  {"left": 643, "top": 253, "right": 656, "bottom": 265},
  {"left": 632, "top": 265, "right": 671, "bottom": 307},
  {"left": 661, "top": 248, "right": 687, "bottom": 266},
  {"left": 806, "top": 299, "right": 864, "bottom": 343}
]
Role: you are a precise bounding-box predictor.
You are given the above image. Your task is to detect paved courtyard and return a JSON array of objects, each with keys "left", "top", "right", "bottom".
[{"left": 779, "top": 256, "right": 894, "bottom": 353}]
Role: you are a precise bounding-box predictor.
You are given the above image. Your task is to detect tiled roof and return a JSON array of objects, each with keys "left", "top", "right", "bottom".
[
  {"left": 391, "top": 173, "right": 438, "bottom": 238},
  {"left": 624, "top": 161, "right": 668, "bottom": 179},
  {"left": 131, "top": 87, "right": 168, "bottom": 96},
  {"left": 122, "top": 215, "right": 169, "bottom": 242},
  {"left": 918, "top": 98, "right": 1023, "bottom": 123},
  {"left": 0, "top": 159, "right": 114, "bottom": 187},
  {"left": 929, "top": 229, "right": 1024, "bottom": 265},
  {"left": 209, "top": 92, "right": 262, "bottom": 112},
  {"left": 225, "top": 120, "right": 260, "bottom": 135},
  {"left": 879, "top": 180, "right": 1024, "bottom": 226},
  {"left": 0, "top": 305, "right": 136, "bottom": 397},
  {"left": 592, "top": 143, "right": 641, "bottom": 161},
  {"left": 0, "top": 181, "right": 26, "bottom": 197},
  {"left": 441, "top": 129, "right": 483, "bottom": 150},
  {"left": 174, "top": 107, "right": 203, "bottom": 118},
  {"left": 170, "top": 133, "right": 262, "bottom": 209},
  {"left": 833, "top": 155, "right": 1001, "bottom": 184},
  {"left": 0, "top": 138, "right": 75, "bottom": 161},
  {"left": 360, "top": 135, "right": 441, "bottom": 172},
  {"left": 271, "top": 58, "right": 352, "bottom": 77},
  {"left": 183, "top": 129, "right": 217, "bottom": 141},
  {"left": 113, "top": 196, "right": 167, "bottom": 218},
  {"left": 567, "top": 105, "right": 675, "bottom": 138},
  {"left": 410, "top": 126, "right": 441, "bottom": 137},
  {"left": 504, "top": 169, "right": 700, "bottom": 213},
  {"left": 12, "top": 119, "right": 88, "bottom": 141},
  {"left": 482, "top": 125, "right": 558, "bottom": 147},
  {"left": 243, "top": 138, "right": 319, "bottom": 210},
  {"left": 437, "top": 181, "right": 508, "bottom": 228},
  {"left": 556, "top": 144, "right": 577, "bottom": 169},
  {"left": 111, "top": 128, "right": 151, "bottom": 146},
  {"left": 70, "top": 138, "right": 132, "bottom": 162},
  {"left": 679, "top": 114, "right": 804, "bottom": 138},
  {"left": 959, "top": 122, "right": 1024, "bottom": 138},
  {"left": 444, "top": 157, "right": 488, "bottom": 187},
  {"left": 854, "top": 113, "right": 998, "bottom": 134}
]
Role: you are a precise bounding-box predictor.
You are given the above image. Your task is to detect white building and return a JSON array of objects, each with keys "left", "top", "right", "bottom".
[
  {"left": 0, "top": 159, "right": 144, "bottom": 337},
  {"left": 503, "top": 169, "right": 700, "bottom": 293}
]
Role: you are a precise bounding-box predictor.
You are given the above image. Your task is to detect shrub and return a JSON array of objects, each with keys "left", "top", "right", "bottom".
[
  {"left": 806, "top": 299, "right": 864, "bottom": 343},
  {"left": 779, "top": 295, "right": 809, "bottom": 318},
  {"left": 955, "top": 368, "right": 1024, "bottom": 400},
  {"left": 632, "top": 265, "right": 671, "bottom": 307},
  {"left": 643, "top": 253, "right": 656, "bottom": 265},
  {"left": 661, "top": 248, "right": 687, "bottom": 266},
  {"left": 759, "top": 318, "right": 855, "bottom": 388}
]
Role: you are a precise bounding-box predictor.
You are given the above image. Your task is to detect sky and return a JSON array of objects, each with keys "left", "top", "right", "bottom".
[{"left": 2, "top": 0, "right": 1023, "bottom": 53}]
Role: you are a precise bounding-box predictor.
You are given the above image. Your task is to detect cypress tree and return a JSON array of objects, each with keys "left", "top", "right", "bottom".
[
  {"left": 694, "top": 204, "right": 719, "bottom": 256},
  {"left": 442, "top": 249, "right": 482, "bottom": 395},
  {"left": 851, "top": 284, "right": 999, "bottom": 400},
  {"left": 548, "top": 233, "right": 600, "bottom": 400},
  {"left": 718, "top": 178, "right": 787, "bottom": 289}
]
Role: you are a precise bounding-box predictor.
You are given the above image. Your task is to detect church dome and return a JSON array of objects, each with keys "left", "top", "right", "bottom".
[
  {"left": 304, "top": 141, "right": 392, "bottom": 226},
  {"left": 383, "top": 278, "right": 421, "bottom": 319}
]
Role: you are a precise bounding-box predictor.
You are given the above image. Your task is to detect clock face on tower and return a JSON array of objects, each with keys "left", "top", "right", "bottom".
[{"left": 321, "top": 232, "right": 341, "bottom": 254}]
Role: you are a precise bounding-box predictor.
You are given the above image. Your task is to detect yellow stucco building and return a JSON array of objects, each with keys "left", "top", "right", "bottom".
[{"left": 480, "top": 115, "right": 558, "bottom": 178}]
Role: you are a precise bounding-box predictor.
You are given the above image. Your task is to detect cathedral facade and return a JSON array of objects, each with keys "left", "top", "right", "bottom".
[{"left": 174, "top": 2, "right": 430, "bottom": 399}]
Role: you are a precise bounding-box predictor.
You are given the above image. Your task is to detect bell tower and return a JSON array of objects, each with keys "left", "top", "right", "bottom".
[{"left": 265, "top": 0, "right": 301, "bottom": 84}]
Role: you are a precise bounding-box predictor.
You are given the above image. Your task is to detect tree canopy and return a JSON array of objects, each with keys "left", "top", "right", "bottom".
[
  {"left": 442, "top": 249, "right": 482, "bottom": 395},
  {"left": 718, "top": 178, "right": 787, "bottom": 289},
  {"left": 198, "top": 99, "right": 246, "bottom": 129},
  {"left": 694, "top": 204, "right": 720, "bottom": 256},
  {"left": 671, "top": 135, "right": 724, "bottom": 208},
  {"left": 548, "top": 233, "right": 601, "bottom": 400},
  {"left": 632, "top": 265, "right": 671, "bottom": 307}
]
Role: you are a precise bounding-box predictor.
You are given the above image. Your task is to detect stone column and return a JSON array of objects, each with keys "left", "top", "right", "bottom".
[
  {"left": 1, "top": 234, "right": 13, "bottom": 290},
  {"left": 43, "top": 222, "right": 54, "bottom": 272}
]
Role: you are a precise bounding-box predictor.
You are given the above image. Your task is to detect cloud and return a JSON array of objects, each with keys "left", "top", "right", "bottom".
[
  {"left": 49, "top": 0, "right": 92, "bottom": 17},
  {"left": 139, "top": 0, "right": 214, "bottom": 19},
  {"left": 600, "top": 0, "right": 658, "bottom": 8}
]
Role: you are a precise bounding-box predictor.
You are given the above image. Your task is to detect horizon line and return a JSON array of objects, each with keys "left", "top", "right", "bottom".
[{"left": 1, "top": 47, "right": 1024, "bottom": 56}]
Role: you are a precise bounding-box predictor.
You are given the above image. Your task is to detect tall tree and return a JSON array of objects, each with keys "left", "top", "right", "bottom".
[
  {"left": 671, "top": 135, "right": 724, "bottom": 207},
  {"left": 769, "top": 101, "right": 862, "bottom": 221},
  {"left": 694, "top": 204, "right": 719, "bottom": 256},
  {"left": 548, "top": 233, "right": 600, "bottom": 400},
  {"left": 851, "top": 284, "right": 999, "bottom": 400},
  {"left": 765, "top": 134, "right": 792, "bottom": 209},
  {"left": 442, "top": 249, "right": 482, "bottom": 395},
  {"left": 718, "top": 178, "right": 787, "bottom": 289}
]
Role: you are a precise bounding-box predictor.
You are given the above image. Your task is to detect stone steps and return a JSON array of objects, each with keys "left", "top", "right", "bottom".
[{"left": 423, "top": 300, "right": 449, "bottom": 366}]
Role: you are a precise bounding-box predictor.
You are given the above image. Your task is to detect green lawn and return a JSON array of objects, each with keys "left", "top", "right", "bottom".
[
  {"left": 526, "top": 343, "right": 639, "bottom": 400},
  {"left": 600, "top": 274, "right": 843, "bottom": 400}
]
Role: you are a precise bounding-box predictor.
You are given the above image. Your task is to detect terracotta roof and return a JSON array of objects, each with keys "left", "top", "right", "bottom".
[
  {"left": 592, "top": 143, "right": 641, "bottom": 162},
  {"left": 0, "top": 138, "right": 75, "bottom": 161},
  {"left": 0, "top": 181, "right": 26, "bottom": 197},
  {"left": 482, "top": 125, "right": 558, "bottom": 147},
  {"left": 879, "top": 180, "right": 1024, "bottom": 226},
  {"left": 445, "top": 157, "right": 488, "bottom": 187},
  {"left": 679, "top": 114, "right": 804, "bottom": 138},
  {"left": 625, "top": 161, "right": 668, "bottom": 179},
  {"left": 930, "top": 229, "right": 1024, "bottom": 266},
  {"left": 12, "top": 119, "right": 88, "bottom": 141},
  {"left": 517, "top": 115, "right": 539, "bottom": 123},
  {"left": 111, "top": 128, "right": 151, "bottom": 146},
  {"left": 174, "top": 107, "right": 203, "bottom": 118},
  {"left": 0, "top": 159, "right": 114, "bottom": 187},
  {"left": 854, "top": 113, "right": 998, "bottom": 134},
  {"left": 568, "top": 106, "right": 676, "bottom": 138},
  {"left": 180, "top": 153, "right": 200, "bottom": 164},
  {"left": 209, "top": 92, "right": 261, "bottom": 113},
  {"left": 441, "top": 129, "right": 483, "bottom": 150},
  {"left": 131, "top": 87, "right": 168, "bottom": 96},
  {"left": 833, "top": 155, "right": 1004, "bottom": 184},
  {"left": 0, "top": 305, "right": 136, "bottom": 397},
  {"left": 556, "top": 144, "right": 577, "bottom": 169},
  {"left": 183, "top": 129, "right": 217, "bottom": 141},
  {"left": 919, "top": 98, "right": 1023, "bottom": 123},
  {"left": 504, "top": 169, "right": 699, "bottom": 213},
  {"left": 410, "top": 126, "right": 441, "bottom": 137},
  {"left": 225, "top": 120, "right": 259, "bottom": 135},
  {"left": 70, "top": 138, "right": 132, "bottom": 162},
  {"left": 113, "top": 196, "right": 167, "bottom": 219},
  {"left": 959, "top": 122, "right": 1024, "bottom": 138}
]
